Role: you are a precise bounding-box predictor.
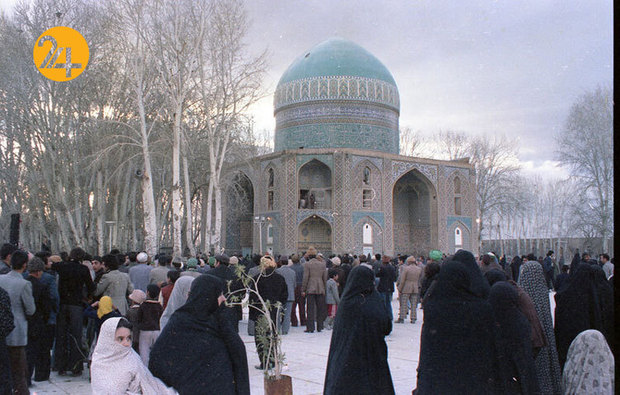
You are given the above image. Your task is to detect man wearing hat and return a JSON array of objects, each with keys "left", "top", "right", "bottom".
[
  {"left": 129, "top": 252, "right": 152, "bottom": 292},
  {"left": 302, "top": 246, "right": 327, "bottom": 333},
  {"left": 180, "top": 258, "right": 201, "bottom": 278}
]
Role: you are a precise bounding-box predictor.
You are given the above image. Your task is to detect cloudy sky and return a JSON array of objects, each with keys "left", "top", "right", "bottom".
[
  {"left": 241, "top": 0, "right": 612, "bottom": 180},
  {"left": 2, "top": 0, "right": 612, "bottom": 179}
]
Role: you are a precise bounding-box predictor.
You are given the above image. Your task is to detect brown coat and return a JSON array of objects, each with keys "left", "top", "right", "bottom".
[
  {"left": 302, "top": 258, "right": 327, "bottom": 294},
  {"left": 397, "top": 263, "right": 422, "bottom": 294}
]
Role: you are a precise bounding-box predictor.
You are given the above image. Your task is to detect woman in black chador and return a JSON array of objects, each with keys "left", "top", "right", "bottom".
[
  {"left": 554, "top": 262, "right": 614, "bottom": 368},
  {"left": 488, "top": 281, "right": 540, "bottom": 394},
  {"left": 148, "top": 274, "right": 249, "bottom": 395},
  {"left": 323, "top": 265, "right": 394, "bottom": 395},
  {"left": 416, "top": 260, "right": 500, "bottom": 394}
]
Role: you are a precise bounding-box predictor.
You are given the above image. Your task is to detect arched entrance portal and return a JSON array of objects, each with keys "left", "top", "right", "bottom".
[
  {"left": 392, "top": 170, "right": 437, "bottom": 255},
  {"left": 224, "top": 172, "right": 254, "bottom": 256},
  {"left": 298, "top": 159, "right": 332, "bottom": 209},
  {"left": 298, "top": 216, "right": 332, "bottom": 255}
]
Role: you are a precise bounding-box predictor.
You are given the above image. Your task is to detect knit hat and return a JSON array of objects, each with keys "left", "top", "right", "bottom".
[
  {"left": 128, "top": 289, "right": 146, "bottom": 304},
  {"left": 307, "top": 246, "right": 317, "bottom": 256},
  {"left": 229, "top": 256, "right": 239, "bottom": 265},
  {"left": 186, "top": 258, "right": 198, "bottom": 268},
  {"left": 331, "top": 257, "right": 341, "bottom": 266},
  {"left": 208, "top": 256, "right": 216, "bottom": 267},
  {"left": 260, "top": 255, "right": 277, "bottom": 269},
  {"left": 429, "top": 250, "right": 442, "bottom": 261},
  {"left": 137, "top": 252, "right": 148, "bottom": 263}
]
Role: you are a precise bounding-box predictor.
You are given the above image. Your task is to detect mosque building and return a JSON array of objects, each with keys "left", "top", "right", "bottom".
[{"left": 222, "top": 38, "right": 477, "bottom": 257}]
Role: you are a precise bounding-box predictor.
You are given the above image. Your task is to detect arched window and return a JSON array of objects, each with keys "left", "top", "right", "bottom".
[
  {"left": 455, "top": 227, "right": 462, "bottom": 246},
  {"left": 267, "top": 168, "right": 275, "bottom": 210},
  {"left": 454, "top": 177, "right": 462, "bottom": 215},
  {"left": 454, "top": 177, "right": 461, "bottom": 194},
  {"left": 267, "top": 224, "right": 274, "bottom": 244},
  {"left": 268, "top": 168, "right": 274, "bottom": 187},
  {"left": 363, "top": 223, "right": 373, "bottom": 245},
  {"left": 363, "top": 166, "right": 371, "bottom": 185}
]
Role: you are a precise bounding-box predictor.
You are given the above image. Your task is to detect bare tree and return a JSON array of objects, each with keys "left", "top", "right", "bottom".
[
  {"left": 143, "top": 0, "right": 210, "bottom": 258},
  {"left": 399, "top": 127, "right": 427, "bottom": 157},
  {"left": 555, "top": 86, "right": 613, "bottom": 252},
  {"left": 196, "top": 0, "right": 266, "bottom": 254}
]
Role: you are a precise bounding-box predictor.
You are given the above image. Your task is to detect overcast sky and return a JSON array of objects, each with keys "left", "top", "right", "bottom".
[
  {"left": 242, "top": 0, "right": 612, "bottom": 180},
  {"left": 2, "top": 0, "right": 612, "bottom": 180}
]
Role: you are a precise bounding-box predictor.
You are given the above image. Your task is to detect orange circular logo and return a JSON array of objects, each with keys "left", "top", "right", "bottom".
[{"left": 33, "top": 26, "right": 89, "bottom": 82}]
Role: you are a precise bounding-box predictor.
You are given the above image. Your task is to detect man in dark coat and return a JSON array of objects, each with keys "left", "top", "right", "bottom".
[
  {"left": 0, "top": 286, "right": 15, "bottom": 394},
  {"left": 543, "top": 250, "right": 555, "bottom": 290},
  {"left": 52, "top": 247, "right": 95, "bottom": 376},
  {"left": 25, "top": 258, "right": 52, "bottom": 383},
  {"left": 376, "top": 255, "right": 397, "bottom": 321},
  {"left": 209, "top": 254, "right": 244, "bottom": 332}
]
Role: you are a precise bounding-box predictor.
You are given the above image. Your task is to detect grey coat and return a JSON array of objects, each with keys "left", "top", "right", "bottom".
[
  {"left": 276, "top": 266, "right": 296, "bottom": 301},
  {"left": 325, "top": 278, "right": 340, "bottom": 305},
  {"left": 96, "top": 270, "right": 133, "bottom": 315},
  {"left": 0, "top": 271, "right": 36, "bottom": 346}
]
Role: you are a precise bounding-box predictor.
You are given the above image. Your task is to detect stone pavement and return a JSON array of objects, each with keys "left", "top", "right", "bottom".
[{"left": 30, "top": 293, "right": 556, "bottom": 394}]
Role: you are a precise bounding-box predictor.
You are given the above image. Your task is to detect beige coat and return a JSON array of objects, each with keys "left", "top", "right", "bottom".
[
  {"left": 302, "top": 258, "right": 327, "bottom": 294},
  {"left": 96, "top": 269, "right": 133, "bottom": 315},
  {"left": 397, "top": 263, "right": 422, "bottom": 294}
]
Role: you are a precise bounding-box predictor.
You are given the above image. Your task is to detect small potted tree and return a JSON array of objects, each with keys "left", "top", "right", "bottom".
[{"left": 227, "top": 262, "right": 293, "bottom": 395}]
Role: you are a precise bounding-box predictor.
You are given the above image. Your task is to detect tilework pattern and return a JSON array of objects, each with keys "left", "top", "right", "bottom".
[{"left": 223, "top": 150, "right": 477, "bottom": 256}]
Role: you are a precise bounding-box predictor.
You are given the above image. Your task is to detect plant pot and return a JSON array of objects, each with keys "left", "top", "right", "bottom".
[{"left": 264, "top": 374, "right": 293, "bottom": 395}]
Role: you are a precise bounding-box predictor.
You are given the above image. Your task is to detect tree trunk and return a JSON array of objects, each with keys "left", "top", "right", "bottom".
[
  {"left": 96, "top": 170, "right": 105, "bottom": 255},
  {"left": 171, "top": 106, "right": 183, "bottom": 258},
  {"left": 182, "top": 151, "right": 196, "bottom": 256},
  {"left": 213, "top": 183, "right": 222, "bottom": 254},
  {"left": 204, "top": 177, "right": 214, "bottom": 254},
  {"left": 138, "top": 95, "right": 159, "bottom": 257}
]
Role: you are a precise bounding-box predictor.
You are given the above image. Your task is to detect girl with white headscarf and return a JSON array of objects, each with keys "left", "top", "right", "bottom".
[
  {"left": 562, "top": 329, "right": 614, "bottom": 394},
  {"left": 159, "top": 276, "right": 194, "bottom": 330},
  {"left": 90, "top": 317, "right": 176, "bottom": 394}
]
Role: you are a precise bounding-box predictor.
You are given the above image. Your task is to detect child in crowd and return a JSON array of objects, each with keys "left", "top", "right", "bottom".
[
  {"left": 324, "top": 269, "right": 340, "bottom": 330},
  {"left": 125, "top": 289, "right": 146, "bottom": 352},
  {"left": 137, "top": 284, "right": 163, "bottom": 366}
]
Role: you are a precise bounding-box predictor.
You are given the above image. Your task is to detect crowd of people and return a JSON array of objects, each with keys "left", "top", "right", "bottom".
[{"left": 0, "top": 241, "right": 615, "bottom": 394}]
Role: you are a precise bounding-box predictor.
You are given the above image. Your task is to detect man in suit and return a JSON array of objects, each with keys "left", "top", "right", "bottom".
[
  {"left": 302, "top": 246, "right": 327, "bottom": 333},
  {"left": 0, "top": 249, "right": 36, "bottom": 395},
  {"left": 395, "top": 256, "right": 422, "bottom": 323}
]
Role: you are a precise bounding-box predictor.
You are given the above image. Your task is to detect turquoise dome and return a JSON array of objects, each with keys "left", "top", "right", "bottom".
[
  {"left": 273, "top": 38, "right": 400, "bottom": 154},
  {"left": 277, "top": 38, "right": 397, "bottom": 87}
]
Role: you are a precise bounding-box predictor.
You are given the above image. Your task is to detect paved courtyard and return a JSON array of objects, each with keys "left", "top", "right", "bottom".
[{"left": 30, "top": 294, "right": 556, "bottom": 394}]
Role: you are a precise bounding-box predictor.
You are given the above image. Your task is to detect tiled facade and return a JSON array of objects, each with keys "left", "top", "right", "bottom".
[
  {"left": 223, "top": 148, "right": 477, "bottom": 257},
  {"left": 222, "top": 39, "right": 477, "bottom": 257}
]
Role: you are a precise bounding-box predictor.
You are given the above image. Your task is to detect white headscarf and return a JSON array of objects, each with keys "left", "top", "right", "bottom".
[
  {"left": 159, "top": 276, "right": 195, "bottom": 330},
  {"left": 562, "top": 329, "right": 614, "bottom": 395},
  {"left": 90, "top": 317, "right": 176, "bottom": 394}
]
